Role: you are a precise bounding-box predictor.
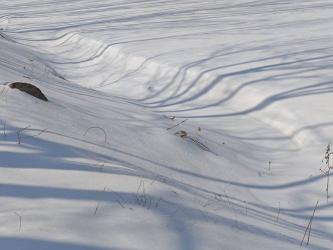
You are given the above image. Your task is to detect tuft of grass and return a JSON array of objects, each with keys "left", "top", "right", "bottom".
[
  {"left": 174, "top": 130, "right": 211, "bottom": 153},
  {"left": 16, "top": 125, "right": 47, "bottom": 144},
  {"left": 320, "top": 142, "right": 333, "bottom": 202}
]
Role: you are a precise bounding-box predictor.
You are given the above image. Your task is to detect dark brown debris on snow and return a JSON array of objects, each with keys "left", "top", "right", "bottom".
[{"left": 9, "top": 82, "right": 48, "bottom": 101}]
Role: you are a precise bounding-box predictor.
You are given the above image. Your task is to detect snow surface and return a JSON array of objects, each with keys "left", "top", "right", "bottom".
[{"left": 0, "top": 1, "right": 333, "bottom": 249}]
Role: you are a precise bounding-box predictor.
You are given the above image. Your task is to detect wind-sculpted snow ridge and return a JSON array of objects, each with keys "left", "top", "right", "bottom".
[
  {"left": 2, "top": 0, "right": 333, "bottom": 145},
  {"left": 1, "top": 1, "right": 333, "bottom": 250}
]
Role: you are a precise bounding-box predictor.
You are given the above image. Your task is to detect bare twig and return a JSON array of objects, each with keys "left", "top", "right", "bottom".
[
  {"left": 17, "top": 125, "right": 31, "bottom": 144},
  {"left": 301, "top": 200, "right": 319, "bottom": 246},
  {"left": 23, "top": 128, "right": 47, "bottom": 139},
  {"left": 94, "top": 202, "right": 100, "bottom": 215},
  {"left": 84, "top": 126, "right": 108, "bottom": 144},
  {"left": 276, "top": 202, "right": 280, "bottom": 223},
  {"left": 166, "top": 119, "right": 187, "bottom": 130},
  {"left": 189, "top": 137, "right": 211, "bottom": 152},
  {"left": 94, "top": 187, "right": 107, "bottom": 215},
  {"left": 13, "top": 212, "right": 22, "bottom": 232},
  {"left": 16, "top": 126, "right": 47, "bottom": 144},
  {"left": 155, "top": 198, "right": 163, "bottom": 208},
  {"left": 0, "top": 120, "right": 6, "bottom": 137},
  {"left": 109, "top": 188, "right": 127, "bottom": 208}
]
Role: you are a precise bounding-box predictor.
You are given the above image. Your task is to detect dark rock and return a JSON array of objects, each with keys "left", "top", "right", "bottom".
[{"left": 9, "top": 82, "right": 48, "bottom": 101}]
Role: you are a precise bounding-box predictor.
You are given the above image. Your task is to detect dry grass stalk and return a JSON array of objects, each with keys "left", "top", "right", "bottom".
[
  {"left": 84, "top": 126, "right": 108, "bottom": 144},
  {"left": 301, "top": 200, "right": 319, "bottom": 246},
  {"left": 166, "top": 119, "right": 187, "bottom": 130},
  {"left": 320, "top": 142, "right": 333, "bottom": 202}
]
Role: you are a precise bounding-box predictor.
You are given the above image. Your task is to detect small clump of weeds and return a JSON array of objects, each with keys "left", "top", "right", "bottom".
[{"left": 320, "top": 142, "right": 333, "bottom": 202}]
